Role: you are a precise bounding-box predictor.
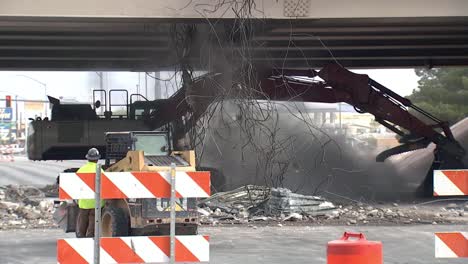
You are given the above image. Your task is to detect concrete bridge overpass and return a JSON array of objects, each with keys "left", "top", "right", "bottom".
[{"left": 0, "top": 0, "right": 467, "bottom": 71}]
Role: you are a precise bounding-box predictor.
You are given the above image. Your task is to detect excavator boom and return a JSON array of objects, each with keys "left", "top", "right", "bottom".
[
  {"left": 261, "top": 64, "right": 466, "bottom": 164},
  {"left": 142, "top": 63, "right": 466, "bottom": 196}
]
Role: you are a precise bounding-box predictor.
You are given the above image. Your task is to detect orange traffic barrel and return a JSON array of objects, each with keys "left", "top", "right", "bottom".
[{"left": 327, "top": 232, "right": 382, "bottom": 264}]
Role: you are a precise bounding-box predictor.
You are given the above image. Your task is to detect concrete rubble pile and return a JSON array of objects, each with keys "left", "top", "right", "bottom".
[
  {"left": 0, "top": 185, "right": 56, "bottom": 230},
  {"left": 322, "top": 202, "right": 468, "bottom": 225},
  {"left": 267, "top": 188, "right": 335, "bottom": 216},
  {"left": 197, "top": 185, "right": 336, "bottom": 225},
  {"left": 197, "top": 186, "right": 468, "bottom": 226}
]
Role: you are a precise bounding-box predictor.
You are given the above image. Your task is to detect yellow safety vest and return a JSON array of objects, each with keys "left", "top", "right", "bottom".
[{"left": 77, "top": 162, "right": 105, "bottom": 209}]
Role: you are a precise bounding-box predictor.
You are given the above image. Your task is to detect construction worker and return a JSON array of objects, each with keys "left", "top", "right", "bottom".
[{"left": 76, "top": 148, "right": 105, "bottom": 238}]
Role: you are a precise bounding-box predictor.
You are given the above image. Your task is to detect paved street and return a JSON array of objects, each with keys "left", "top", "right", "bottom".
[
  {"left": 0, "top": 225, "right": 466, "bottom": 264},
  {"left": 0, "top": 156, "right": 83, "bottom": 186}
]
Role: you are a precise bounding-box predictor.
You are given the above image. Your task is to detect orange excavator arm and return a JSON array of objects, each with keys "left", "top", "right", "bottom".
[
  {"left": 144, "top": 64, "right": 466, "bottom": 196},
  {"left": 261, "top": 64, "right": 465, "bottom": 164}
]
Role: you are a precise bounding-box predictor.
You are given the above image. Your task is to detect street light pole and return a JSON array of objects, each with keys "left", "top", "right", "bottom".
[
  {"left": 15, "top": 75, "right": 48, "bottom": 117},
  {"left": 15, "top": 74, "right": 47, "bottom": 98}
]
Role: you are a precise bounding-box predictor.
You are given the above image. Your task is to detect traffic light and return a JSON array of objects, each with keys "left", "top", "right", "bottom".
[{"left": 5, "top": 95, "right": 11, "bottom": 108}]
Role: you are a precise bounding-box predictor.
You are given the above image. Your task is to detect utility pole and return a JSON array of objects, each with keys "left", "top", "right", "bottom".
[
  {"left": 154, "top": 72, "right": 161, "bottom": 99},
  {"left": 99, "top": 72, "right": 104, "bottom": 115},
  {"left": 99, "top": 72, "right": 104, "bottom": 91},
  {"left": 145, "top": 73, "right": 148, "bottom": 98}
]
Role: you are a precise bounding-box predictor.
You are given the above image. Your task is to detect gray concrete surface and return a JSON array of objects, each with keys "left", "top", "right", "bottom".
[
  {"left": 0, "top": 156, "right": 83, "bottom": 186},
  {"left": 0, "top": 225, "right": 466, "bottom": 264}
]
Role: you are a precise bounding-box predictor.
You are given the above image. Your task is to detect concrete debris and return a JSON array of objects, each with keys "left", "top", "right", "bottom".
[
  {"left": 282, "top": 213, "right": 303, "bottom": 221},
  {"left": 251, "top": 216, "right": 271, "bottom": 221},
  {"left": 267, "top": 188, "right": 335, "bottom": 216},
  {"left": 200, "top": 185, "right": 270, "bottom": 215},
  {"left": 367, "top": 209, "right": 379, "bottom": 217},
  {"left": 198, "top": 185, "right": 468, "bottom": 226},
  {"left": 198, "top": 185, "right": 336, "bottom": 225},
  {"left": 2, "top": 185, "right": 45, "bottom": 201},
  {"left": 0, "top": 184, "right": 56, "bottom": 230},
  {"left": 39, "top": 184, "right": 59, "bottom": 198},
  {"left": 446, "top": 203, "right": 458, "bottom": 209},
  {"left": 197, "top": 207, "right": 211, "bottom": 217}
]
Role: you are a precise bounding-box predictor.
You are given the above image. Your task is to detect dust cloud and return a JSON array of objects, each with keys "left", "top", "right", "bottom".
[{"left": 197, "top": 101, "right": 423, "bottom": 202}]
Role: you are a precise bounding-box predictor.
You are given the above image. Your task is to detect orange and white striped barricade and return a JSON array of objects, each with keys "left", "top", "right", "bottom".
[
  {"left": 433, "top": 170, "right": 467, "bottom": 260},
  {"left": 57, "top": 168, "right": 211, "bottom": 264},
  {"left": 433, "top": 169, "right": 468, "bottom": 196},
  {"left": 0, "top": 147, "right": 14, "bottom": 162},
  {"left": 0, "top": 153, "right": 14, "bottom": 162},
  {"left": 58, "top": 235, "right": 210, "bottom": 263},
  {"left": 435, "top": 232, "right": 468, "bottom": 258},
  {"left": 58, "top": 171, "right": 210, "bottom": 200}
]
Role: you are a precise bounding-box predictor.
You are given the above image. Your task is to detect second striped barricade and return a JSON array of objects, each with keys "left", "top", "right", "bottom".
[
  {"left": 58, "top": 235, "right": 210, "bottom": 264},
  {"left": 433, "top": 170, "right": 468, "bottom": 196},
  {"left": 59, "top": 171, "right": 210, "bottom": 199},
  {"left": 435, "top": 232, "right": 468, "bottom": 258}
]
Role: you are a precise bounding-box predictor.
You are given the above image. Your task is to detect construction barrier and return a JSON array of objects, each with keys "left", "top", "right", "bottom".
[
  {"left": 433, "top": 170, "right": 468, "bottom": 196},
  {"left": 433, "top": 171, "right": 467, "bottom": 259},
  {"left": 59, "top": 171, "right": 211, "bottom": 199},
  {"left": 0, "top": 144, "right": 15, "bottom": 162},
  {"left": 58, "top": 168, "right": 211, "bottom": 264},
  {"left": 58, "top": 236, "right": 210, "bottom": 264},
  {"left": 0, "top": 154, "right": 14, "bottom": 162},
  {"left": 435, "top": 232, "right": 468, "bottom": 258}
]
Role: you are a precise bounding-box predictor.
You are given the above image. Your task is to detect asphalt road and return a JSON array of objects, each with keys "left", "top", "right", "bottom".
[
  {"left": 0, "top": 225, "right": 466, "bottom": 264},
  {"left": 0, "top": 156, "right": 83, "bottom": 186}
]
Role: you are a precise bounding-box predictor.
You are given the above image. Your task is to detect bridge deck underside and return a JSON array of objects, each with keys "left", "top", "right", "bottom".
[{"left": 0, "top": 16, "right": 467, "bottom": 70}]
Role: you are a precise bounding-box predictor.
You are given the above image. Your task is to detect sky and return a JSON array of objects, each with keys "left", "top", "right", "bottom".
[
  {"left": 354, "top": 69, "right": 420, "bottom": 96},
  {"left": 0, "top": 69, "right": 420, "bottom": 104}
]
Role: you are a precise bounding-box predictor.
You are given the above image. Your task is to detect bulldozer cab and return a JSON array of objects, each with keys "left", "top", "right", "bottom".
[
  {"left": 104, "top": 131, "right": 194, "bottom": 170},
  {"left": 104, "top": 131, "right": 171, "bottom": 165}
]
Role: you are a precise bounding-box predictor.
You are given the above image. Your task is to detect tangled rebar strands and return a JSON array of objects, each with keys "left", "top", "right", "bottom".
[{"left": 163, "top": 0, "right": 345, "bottom": 192}]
